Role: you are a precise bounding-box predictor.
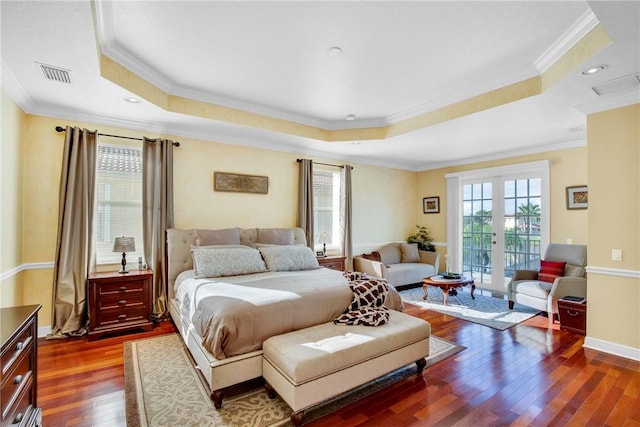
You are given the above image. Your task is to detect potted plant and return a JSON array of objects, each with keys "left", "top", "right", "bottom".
[{"left": 407, "top": 225, "right": 435, "bottom": 252}]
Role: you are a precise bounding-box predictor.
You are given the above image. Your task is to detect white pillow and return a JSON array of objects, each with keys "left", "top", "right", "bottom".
[
  {"left": 259, "top": 245, "right": 320, "bottom": 271},
  {"left": 191, "top": 246, "right": 266, "bottom": 278}
]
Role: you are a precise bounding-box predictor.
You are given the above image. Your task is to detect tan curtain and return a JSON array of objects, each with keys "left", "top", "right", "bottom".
[
  {"left": 298, "top": 159, "right": 314, "bottom": 249},
  {"left": 50, "top": 127, "right": 97, "bottom": 337},
  {"left": 340, "top": 165, "right": 353, "bottom": 270},
  {"left": 142, "top": 137, "right": 174, "bottom": 318}
]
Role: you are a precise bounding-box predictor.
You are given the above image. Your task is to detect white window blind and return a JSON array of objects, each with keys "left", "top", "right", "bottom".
[
  {"left": 95, "top": 143, "right": 145, "bottom": 265},
  {"left": 313, "top": 168, "right": 340, "bottom": 251}
]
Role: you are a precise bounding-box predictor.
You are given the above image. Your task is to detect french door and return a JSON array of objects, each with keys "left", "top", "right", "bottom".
[{"left": 447, "top": 162, "right": 549, "bottom": 292}]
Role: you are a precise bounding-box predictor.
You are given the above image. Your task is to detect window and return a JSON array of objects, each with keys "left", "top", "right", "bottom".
[
  {"left": 95, "top": 143, "right": 145, "bottom": 265},
  {"left": 313, "top": 168, "right": 341, "bottom": 252}
]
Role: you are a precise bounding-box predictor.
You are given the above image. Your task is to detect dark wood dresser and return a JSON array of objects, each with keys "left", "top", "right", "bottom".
[
  {"left": 87, "top": 270, "right": 154, "bottom": 341},
  {"left": 1, "top": 304, "right": 42, "bottom": 427}
]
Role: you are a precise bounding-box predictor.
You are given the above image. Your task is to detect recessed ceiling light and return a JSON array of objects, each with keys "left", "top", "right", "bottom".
[
  {"left": 582, "top": 65, "right": 608, "bottom": 75},
  {"left": 328, "top": 46, "right": 342, "bottom": 56},
  {"left": 124, "top": 97, "right": 141, "bottom": 103},
  {"left": 352, "top": 141, "right": 360, "bottom": 145},
  {"left": 345, "top": 114, "right": 356, "bottom": 121}
]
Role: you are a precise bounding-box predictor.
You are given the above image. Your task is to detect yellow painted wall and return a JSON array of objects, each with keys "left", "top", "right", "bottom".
[
  {"left": 3, "top": 85, "right": 638, "bottom": 357},
  {"left": 12, "top": 113, "right": 416, "bottom": 326},
  {"left": 1, "top": 89, "right": 25, "bottom": 307},
  {"left": 174, "top": 137, "right": 417, "bottom": 246},
  {"left": 416, "top": 146, "right": 589, "bottom": 270},
  {"left": 586, "top": 103, "right": 639, "bottom": 349}
]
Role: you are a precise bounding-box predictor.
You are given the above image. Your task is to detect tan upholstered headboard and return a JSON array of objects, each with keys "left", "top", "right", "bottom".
[{"left": 166, "top": 227, "right": 307, "bottom": 298}]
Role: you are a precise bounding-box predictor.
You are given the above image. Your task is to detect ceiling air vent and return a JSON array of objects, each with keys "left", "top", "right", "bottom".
[
  {"left": 592, "top": 74, "right": 639, "bottom": 96},
  {"left": 37, "top": 62, "right": 71, "bottom": 84}
]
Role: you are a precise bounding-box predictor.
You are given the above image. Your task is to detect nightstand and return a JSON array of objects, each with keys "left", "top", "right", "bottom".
[
  {"left": 87, "top": 269, "right": 154, "bottom": 341},
  {"left": 317, "top": 256, "right": 346, "bottom": 272},
  {"left": 558, "top": 299, "right": 587, "bottom": 336}
]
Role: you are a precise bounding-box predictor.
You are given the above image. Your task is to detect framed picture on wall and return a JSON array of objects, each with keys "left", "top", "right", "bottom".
[
  {"left": 566, "top": 185, "right": 588, "bottom": 210},
  {"left": 423, "top": 196, "right": 440, "bottom": 214}
]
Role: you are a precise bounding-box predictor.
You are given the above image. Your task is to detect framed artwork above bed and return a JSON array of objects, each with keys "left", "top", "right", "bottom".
[{"left": 214, "top": 172, "right": 268, "bottom": 194}]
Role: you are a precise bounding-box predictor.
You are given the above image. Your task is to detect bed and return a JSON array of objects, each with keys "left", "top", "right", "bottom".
[{"left": 166, "top": 227, "right": 404, "bottom": 407}]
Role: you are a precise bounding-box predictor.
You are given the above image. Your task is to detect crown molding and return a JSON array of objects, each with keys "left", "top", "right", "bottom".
[
  {"left": 1, "top": 60, "right": 35, "bottom": 112},
  {"left": 535, "top": 9, "right": 599, "bottom": 73},
  {"left": 419, "top": 138, "right": 586, "bottom": 172},
  {"left": 575, "top": 89, "right": 640, "bottom": 115}
]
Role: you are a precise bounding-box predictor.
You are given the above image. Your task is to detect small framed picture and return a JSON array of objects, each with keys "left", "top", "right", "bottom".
[
  {"left": 423, "top": 196, "right": 440, "bottom": 214},
  {"left": 566, "top": 185, "right": 588, "bottom": 210},
  {"left": 316, "top": 251, "right": 326, "bottom": 258}
]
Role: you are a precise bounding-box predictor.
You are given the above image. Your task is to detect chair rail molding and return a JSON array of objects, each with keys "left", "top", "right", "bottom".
[
  {"left": 0, "top": 262, "right": 55, "bottom": 281},
  {"left": 585, "top": 266, "right": 640, "bottom": 279}
]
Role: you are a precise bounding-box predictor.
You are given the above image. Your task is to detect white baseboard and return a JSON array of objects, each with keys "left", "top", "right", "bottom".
[
  {"left": 583, "top": 336, "right": 640, "bottom": 362},
  {"left": 38, "top": 325, "right": 52, "bottom": 338}
]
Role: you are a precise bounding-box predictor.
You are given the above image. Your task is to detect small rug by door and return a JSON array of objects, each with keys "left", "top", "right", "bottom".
[
  {"left": 399, "top": 286, "right": 540, "bottom": 330},
  {"left": 125, "top": 332, "right": 464, "bottom": 427}
]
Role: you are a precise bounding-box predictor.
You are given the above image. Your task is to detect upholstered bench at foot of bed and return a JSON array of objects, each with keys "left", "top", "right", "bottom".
[{"left": 262, "top": 310, "right": 431, "bottom": 426}]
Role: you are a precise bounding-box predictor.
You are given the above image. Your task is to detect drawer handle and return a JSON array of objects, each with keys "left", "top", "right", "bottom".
[
  {"left": 118, "top": 314, "right": 127, "bottom": 320},
  {"left": 118, "top": 300, "right": 127, "bottom": 305},
  {"left": 15, "top": 341, "right": 23, "bottom": 351},
  {"left": 13, "top": 374, "right": 23, "bottom": 384},
  {"left": 14, "top": 412, "right": 24, "bottom": 423},
  {"left": 567, "top": 310, "right": 580, "bottom": 317},
  {"left": 119, "top": 286, "right": 127, "bottom": 291}
]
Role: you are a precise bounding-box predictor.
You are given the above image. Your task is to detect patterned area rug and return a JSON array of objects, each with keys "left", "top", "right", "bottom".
[
  {"left": 399, "top": 286, "right": 540, "bottom": 330},
  {"left": 124, "top": 332, "right": 464, "bottom": 427}
]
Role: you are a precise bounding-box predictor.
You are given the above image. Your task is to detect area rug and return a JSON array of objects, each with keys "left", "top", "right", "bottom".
[
  {"left": 399, "top": 286, "right": 540, "bottom": 330},
  {"left": 124, "top": 332, "right": 464, "bottom": 427}
]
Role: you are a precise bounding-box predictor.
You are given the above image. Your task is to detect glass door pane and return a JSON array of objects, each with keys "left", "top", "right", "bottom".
[
  {"left": 462, "top": 182, "right": 493, "bottom": 285},
  {"left": 503, "top": 178, "right": 542, "bottom": 284}
]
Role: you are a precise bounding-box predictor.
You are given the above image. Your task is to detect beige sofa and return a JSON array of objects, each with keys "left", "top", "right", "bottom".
[{"left": 354, "top": 242, "right": 440, "bottom": 287}]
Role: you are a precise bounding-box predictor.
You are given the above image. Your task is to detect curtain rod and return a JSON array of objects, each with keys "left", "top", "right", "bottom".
[
  {"left": 296, "top": 158, "right": 353, "bottom": 170},
  {"left": 55, "top": 126, "right": 181, "bottom": 147}
]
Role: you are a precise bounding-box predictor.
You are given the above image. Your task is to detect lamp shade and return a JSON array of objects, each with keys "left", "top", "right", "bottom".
[{"left": 113, "top": 236, "right": 136, "bottom": 253}]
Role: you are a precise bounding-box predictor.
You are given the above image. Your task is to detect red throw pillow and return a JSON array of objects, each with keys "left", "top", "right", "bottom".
[{"left": 539, "top": 260, "right": 566, "bottom": 283}]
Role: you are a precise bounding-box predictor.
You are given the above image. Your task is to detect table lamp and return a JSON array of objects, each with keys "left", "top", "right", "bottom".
[{"left": 113, "top": 236, "right": 136, "bottom": 274}]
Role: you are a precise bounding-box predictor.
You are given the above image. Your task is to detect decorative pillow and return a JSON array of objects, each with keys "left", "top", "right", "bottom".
[
  {"left": 361, "top": 251, "right": 382, "bottom": 262},
  {"left": 538, "top": 260, "right": 566, "bottom": 283},
  {"left": 195, "top": 228, "right": 241, "bottom": 246},
  {"left": 191, "top": 246, "right": 266, "bottom": 278},
  {"left": 400, "top": 243, "right": 420, "bottom": 263},
  {"left": 190, "top": 244, "right": 248, "bottom": 250},
  {"left": 254, "top": 242, "right": 304, "bottom": 248},
  {"left": 257, "top": 229, "right": 295, "bottom": 245},
  {"left": 259, "top": 245, "right": 319, "bottom": 271}
]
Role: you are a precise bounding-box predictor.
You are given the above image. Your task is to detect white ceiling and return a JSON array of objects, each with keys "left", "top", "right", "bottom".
[{"left": 2, "top": 1, "right": 639, "bottom": 171}]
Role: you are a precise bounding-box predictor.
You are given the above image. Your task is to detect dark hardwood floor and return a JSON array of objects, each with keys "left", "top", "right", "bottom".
[{"left": 37, "top": 303, "right": 640, "bottom": 426}]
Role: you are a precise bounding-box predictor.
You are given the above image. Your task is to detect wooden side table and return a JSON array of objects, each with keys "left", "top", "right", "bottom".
[
  {"left": 87, "top": 269, "right": 154, "bottom": 341},
  {"left": 317, "top": 256, "right": 346, "bottom": 272},
  {"left": 558, "top": 299, "right": 587, "bottom": 336}
]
